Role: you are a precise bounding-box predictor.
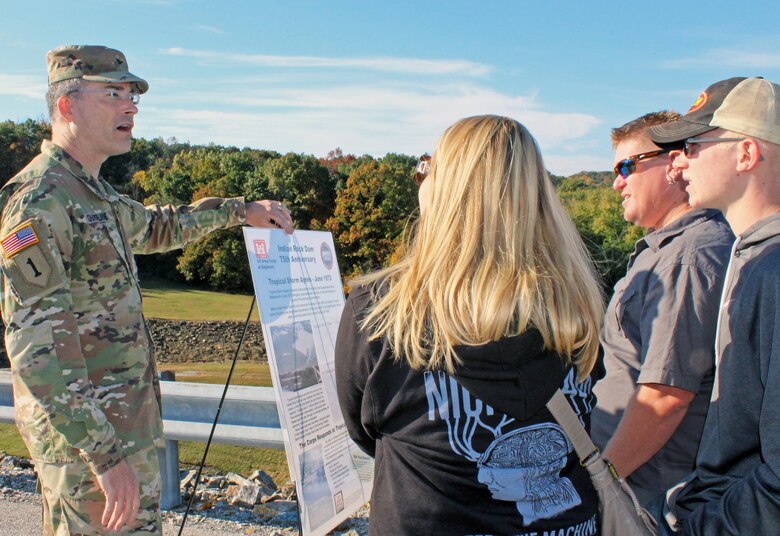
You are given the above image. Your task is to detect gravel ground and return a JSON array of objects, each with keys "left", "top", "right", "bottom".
[{"left": 0, "top": 462, "right": 370, "bottom": 536}]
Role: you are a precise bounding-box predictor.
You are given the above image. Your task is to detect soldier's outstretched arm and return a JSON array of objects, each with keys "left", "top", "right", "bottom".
[{"left": 114, "top": 193, "right": 292, "bottom": 255}]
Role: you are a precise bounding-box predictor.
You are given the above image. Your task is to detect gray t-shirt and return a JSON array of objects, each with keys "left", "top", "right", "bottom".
[{"left": 591, "top": 209, "right": 734, "bottom": 505}]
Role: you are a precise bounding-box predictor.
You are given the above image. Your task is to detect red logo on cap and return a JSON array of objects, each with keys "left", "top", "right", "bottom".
[{"left": 688, "top": 92, "right": 708, "bottom": 113}]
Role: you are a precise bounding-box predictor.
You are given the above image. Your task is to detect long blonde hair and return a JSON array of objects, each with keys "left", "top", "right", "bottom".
[{"left": 359, "top": 115, "right": 604, "bottom": 380}]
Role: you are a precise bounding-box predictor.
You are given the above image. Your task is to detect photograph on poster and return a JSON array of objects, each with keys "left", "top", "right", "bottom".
[
  {"left": 299, "top": 447, "right": 335, "bottom": 530},
  {"left": 334, "top": 491, "right": 345, "bottom": 513},
  {"left": 270, "top": 320, "right": 323, "bottom": 392}
]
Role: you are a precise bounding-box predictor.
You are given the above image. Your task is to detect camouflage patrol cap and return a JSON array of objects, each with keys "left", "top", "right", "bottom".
[{"left": 46, "top": 45, "right": 148, "bottom": 94}]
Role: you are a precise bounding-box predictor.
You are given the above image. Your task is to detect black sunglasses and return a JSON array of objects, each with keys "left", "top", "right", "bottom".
[
  {"left": 613, "top": 148, "right": 673, "bottom": 179},
  {"left": 682, "top": 137, "right": 746, "bottom": 157},
  {"left": 413, "top": 155, "right": 432, "bottom": 186}
]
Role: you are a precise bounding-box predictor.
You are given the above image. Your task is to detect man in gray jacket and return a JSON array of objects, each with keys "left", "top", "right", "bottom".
[{"left": 649, "top": 76, "right": 780, "bottom": 534}]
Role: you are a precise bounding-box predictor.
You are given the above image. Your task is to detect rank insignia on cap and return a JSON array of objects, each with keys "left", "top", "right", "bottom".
[{"left": 1, "top": 222, "right": 40, "bottom": 258}]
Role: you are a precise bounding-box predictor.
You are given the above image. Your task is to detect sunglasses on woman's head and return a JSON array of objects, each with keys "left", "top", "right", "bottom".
[{"left": 414, "top": 155, "right": 432, "bottom": 186}]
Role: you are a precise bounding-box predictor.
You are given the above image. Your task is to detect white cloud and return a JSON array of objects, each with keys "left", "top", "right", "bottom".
[
  {"left": 190, "top": 24, "right": 223, "bottom": 34},
  {"left": 0, "top": 74, "right": 46, "bottom": 99},
  {"left": 161, "top": 47, "right": 492, "bottom": 76},
  {"left": 663, "top": 49, "right": 780, "bottom": 69},
  {"left": 544, "top": 154, "right": 613, "bottom": 176},
  {"left": 107, "top": 47, "right": 604, "bottom": 175},
  {"left": 133, "top": 79, "right": 601, "bottom": 176}
]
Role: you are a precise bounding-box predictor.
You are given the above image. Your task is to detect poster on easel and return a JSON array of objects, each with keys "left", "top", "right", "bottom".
[{"left": 243, "top": 228, "right": 374, "bottom": 536}]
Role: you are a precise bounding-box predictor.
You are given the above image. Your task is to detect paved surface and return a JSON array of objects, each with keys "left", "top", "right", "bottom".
[
  {"left": 0, "top": 491, "right": 41, "bottom": 536},
  {"left": 0, "top": 490, "right": 367, "bottom": 536},
  {"left": 0, "top": 492, "right": 271, "bottom": 535}
]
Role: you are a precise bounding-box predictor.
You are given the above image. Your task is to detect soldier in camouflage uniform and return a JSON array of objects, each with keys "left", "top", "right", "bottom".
[{"left": 0, "top": 45, "right": 293, "bottom": 535}]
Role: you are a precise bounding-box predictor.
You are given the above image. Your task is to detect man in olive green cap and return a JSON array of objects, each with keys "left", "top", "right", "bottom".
[
  {"left": 46, "top": 44, "right": 150, "bottom": 93},
  {"left": 0, "top": 45, "right": 293, "bottom": 535}
]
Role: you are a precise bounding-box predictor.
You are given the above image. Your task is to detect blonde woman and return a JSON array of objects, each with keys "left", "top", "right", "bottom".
[{"left": 335, "top": 115, "right": 605, "bottom": 536}]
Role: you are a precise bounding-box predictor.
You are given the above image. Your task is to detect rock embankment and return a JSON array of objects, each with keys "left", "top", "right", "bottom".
[
  {"left": 0, "top": 318, "right": 267, "bottom": 368},
  {"left": 146, "top": 319, "right": 268, "bottom": 363},
  {"left": 0, "top": 319, "right": 268, "bottom": 368}
]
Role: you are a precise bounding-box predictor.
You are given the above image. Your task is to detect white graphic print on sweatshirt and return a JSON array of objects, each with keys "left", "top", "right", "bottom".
[{"left": 424, "top": 368, "right": 590, "bottom": 525}]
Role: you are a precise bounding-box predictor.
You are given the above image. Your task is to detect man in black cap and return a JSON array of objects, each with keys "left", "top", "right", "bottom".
[
  {"left": 0, "top": 45, "right": 293, "bottom": 534},
  {"left": 648, "top": 76, "right": 780, "bottom": 534},
  {"left": 591, "top": 111, "right": 732, "bottom": 508}
]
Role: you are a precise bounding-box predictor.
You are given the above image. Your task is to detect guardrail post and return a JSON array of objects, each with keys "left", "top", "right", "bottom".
[{"left": 158, "top": 370, "right": 181, "bottom": 509}]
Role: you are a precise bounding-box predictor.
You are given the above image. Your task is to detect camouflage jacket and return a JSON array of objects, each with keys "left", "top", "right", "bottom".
[{"left": 0, "top": 140, "right": 246, "bottom": 474}]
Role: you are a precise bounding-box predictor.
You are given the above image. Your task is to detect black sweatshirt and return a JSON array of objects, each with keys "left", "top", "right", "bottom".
[{"left": 335, "top": 284, "right": 601, "bottom": 536}]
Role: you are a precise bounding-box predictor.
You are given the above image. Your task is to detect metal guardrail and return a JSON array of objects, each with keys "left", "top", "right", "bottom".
[
  {"left": 0, "top": 369, "right": 284, "bottom": 508},
  {"left": 159, "top": 377, "right": 283, "bottom": 448},
  {"left": 0, "top": 371, "right": 13, "bottom": 425}
]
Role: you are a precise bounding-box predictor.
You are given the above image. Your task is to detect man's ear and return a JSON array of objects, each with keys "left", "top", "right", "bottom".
[
  {"left": 736, "top": 138, "right": 762, "bottom": 172},
  {"left": 665, "top": 150, "right": 683, "bottom": 184},
  {"left": 56, "top": 94, "right": 75, "bottom": 122}
]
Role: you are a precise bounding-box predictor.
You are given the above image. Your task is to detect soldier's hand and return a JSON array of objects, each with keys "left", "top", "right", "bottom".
[
  {"left": 95, "top": 458, "right": 140, "bottom": 531},
  {"left": 246, "top": 200, "right": 294, "bottom": 234}
]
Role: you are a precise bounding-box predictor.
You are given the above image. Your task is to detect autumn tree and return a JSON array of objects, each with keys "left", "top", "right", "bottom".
[
  {"left": 104, "top": 137, "right": 191, "bottom": 200},
  {"left": 262, "top": 152, "right": 335, "bottom": 229},
  {"left": 556, "top": 174, "right": 642, "bottom": 289},
  {"left": 148, "top": 147, "right": 280, "bottom": 290},
  {"left": 326, "top": 153, "right": 418, "bottom": 278},
  {"left": 1, "top": 119, "right": 641, "bottom": 293},
  {"left": 318, "top": 148, "right": 375, "bottom": 192},
  {"left": 0, "top": 119, "right": 51, "bottom": 183}
]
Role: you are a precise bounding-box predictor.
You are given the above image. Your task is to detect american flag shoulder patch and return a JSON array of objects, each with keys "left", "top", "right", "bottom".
[{"left": 1, "top": 221, "right": 40, "bottom": 258}]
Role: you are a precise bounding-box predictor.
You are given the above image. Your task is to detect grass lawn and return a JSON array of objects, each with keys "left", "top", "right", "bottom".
[
  {"left": 140, "top": 278, "right": 259, "bottom": 322},
  {"left": 158, "top": 360, "right": 272, "bottom": 386},
  {"left": 0, "top": 424, "right": 27, "bottom": 459},
  {"left": 178, "top": 442, "right": 290, "bottom": 485},
  {"left": 1, "top": 280, "right": 293, "bottom": 483},
  {"left": 0, "top": 420, "right": 290, "bottom": 485}
]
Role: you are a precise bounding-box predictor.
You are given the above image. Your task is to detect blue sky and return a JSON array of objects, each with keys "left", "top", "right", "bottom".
[{"left": 2, "top": 0, "right": 780, "bottom": 175}]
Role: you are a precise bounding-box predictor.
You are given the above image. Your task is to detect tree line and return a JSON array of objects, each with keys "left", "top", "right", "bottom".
[{"left": 0, "top": 118, "right": 641, "bottom": 293}]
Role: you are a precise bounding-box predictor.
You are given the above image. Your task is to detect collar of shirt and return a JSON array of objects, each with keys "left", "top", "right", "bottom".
[
  {"left": 627, "top": 209, "right": 721, "bottom": 269},
  {"left": 737, "top": 210, "right": 780, "bottom": 251},
  {"left": 41, "top": 140, "right": 116, "bottom": 202}
]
